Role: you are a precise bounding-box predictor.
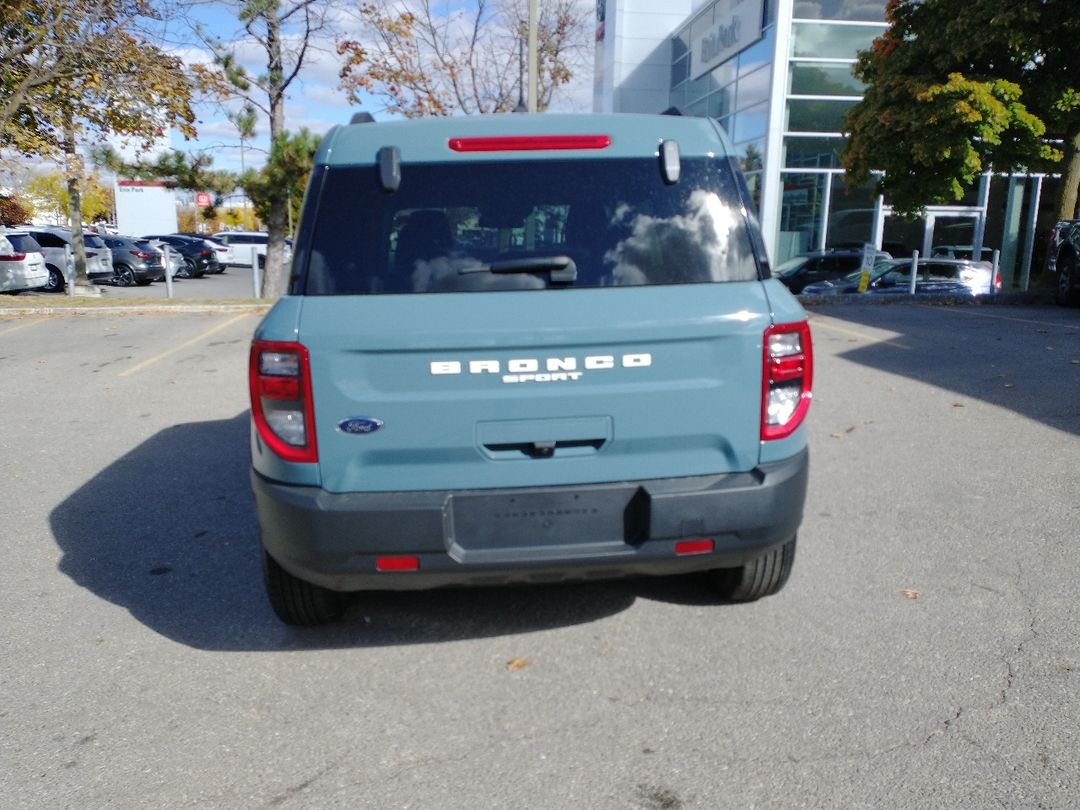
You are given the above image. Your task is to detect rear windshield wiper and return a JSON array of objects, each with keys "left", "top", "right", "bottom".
[{"left": 459, "top": 255, "right": 577, "bottom": 284}]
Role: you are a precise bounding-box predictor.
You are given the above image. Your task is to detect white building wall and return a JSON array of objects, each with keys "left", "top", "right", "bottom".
[{"left": 594, "top": 0, "right": 695, "bottom": 113}]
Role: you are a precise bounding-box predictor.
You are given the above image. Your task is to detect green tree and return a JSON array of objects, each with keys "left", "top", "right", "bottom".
[
  {"left": 239, "top": 128, "right": 319, "bottom": 238},
  {"left": 191, "top": 0, "right": 333, "bottom": 298},
  {"left": 841, "top": 0, "right": 1077, "bottom": 219}
]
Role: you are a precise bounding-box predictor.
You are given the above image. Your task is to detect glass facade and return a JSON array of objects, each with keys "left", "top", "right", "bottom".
[
  {"left": 670, "top": 4, "right": 779, "bottom": 207},
  {"left": 670, "top": 0, "right": 888, "bottom": 263},
  {"left": 660, "top": 0, "right": 1042, "bottom": 284}
]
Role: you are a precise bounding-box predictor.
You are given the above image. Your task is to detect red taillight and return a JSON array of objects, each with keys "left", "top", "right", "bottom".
[
  {"left": 131, "top": 249, "right": 154, "bottom": 259},
  {"left": 376, "top": 556, "right": 420, "bottom": 572},
  {"left": 201, "top": 248, "right": 211, "bottom": 257},
  {"left": 675, "top": 539, "right": 714, "bottom": 556},
  {"left": 761, "top": 321, "right": 813, "bottom": 441},
  {"left": 448, "top": 135, "right": 612, "bottom": 152},
  {"left": 249, "top": 340, "right": 318, "bottom": 463},
  {"left": 994, "top": 271, "right": 1002, "bottom": 290},
  {"left": 0, "top": 253, "right": 26, "bottom": 261}
]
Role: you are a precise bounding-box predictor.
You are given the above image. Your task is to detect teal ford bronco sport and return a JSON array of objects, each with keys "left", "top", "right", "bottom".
[{"left": 249, "top": 112, "right": 812, "bottom": 625}]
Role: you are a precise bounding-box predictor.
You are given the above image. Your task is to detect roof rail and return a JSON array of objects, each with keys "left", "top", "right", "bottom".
[{"left": 350, "top": 112, "right": 375, "bottom": 125}]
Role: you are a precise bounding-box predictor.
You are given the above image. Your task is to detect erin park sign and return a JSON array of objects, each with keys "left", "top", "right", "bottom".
[{"left": 690, "top": 0, "right": 765, "bottom": 80}]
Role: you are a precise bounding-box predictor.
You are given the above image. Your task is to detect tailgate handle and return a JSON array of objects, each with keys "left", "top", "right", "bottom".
[{"left": 482, "top": 438, "right": 605, "bottom": 460}]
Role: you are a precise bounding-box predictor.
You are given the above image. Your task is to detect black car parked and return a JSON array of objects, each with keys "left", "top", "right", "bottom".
[
  {"left": 139, "top": 234, "right": 221, "bottom": 278},
  {"left": 101, "top": 235, "right": 166, "bottom": 286},
  {"left": 774, "top": 249, "right": 892, "bottom": 294}
]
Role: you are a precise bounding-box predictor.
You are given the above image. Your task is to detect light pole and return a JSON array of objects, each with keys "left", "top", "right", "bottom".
[{"left": 527, "top": 0, "right": 538, "bottom": 112}]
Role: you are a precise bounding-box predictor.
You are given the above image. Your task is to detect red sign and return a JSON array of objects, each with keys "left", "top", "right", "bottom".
[{"left": 195, "top": 192, "right": 212, "bottom": 207}]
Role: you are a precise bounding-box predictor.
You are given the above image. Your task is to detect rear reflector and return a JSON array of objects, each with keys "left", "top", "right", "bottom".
[
  {"left": 675, "top": 539, "right": 714, "bottom": 556},
  {"left": 376, "top": 556, "right": 420, "bottom": 572},
  {"left": 448, "top": 135, "right": 611, "bottom": 152}
]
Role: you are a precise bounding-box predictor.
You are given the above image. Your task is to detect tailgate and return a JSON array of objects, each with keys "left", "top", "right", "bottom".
[{"left": 300, "top": 283, "right": 770, "bottom": 493}]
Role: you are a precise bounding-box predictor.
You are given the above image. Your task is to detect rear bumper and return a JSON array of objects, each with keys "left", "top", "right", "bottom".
[{"left": 253, "top": 448, "right": 808, "bottom": 591}]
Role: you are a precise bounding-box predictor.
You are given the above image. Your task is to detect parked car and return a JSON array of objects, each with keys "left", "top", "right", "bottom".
[
  {"left": 930, "top": 244, "right": 994, "bottom": 261},
  {"left": 802, "top": 258, "right": 994, "bottom": 297},
  {"left": 27, "top": 227, "right": 113, "bottom": 292},
  {"left": 139, "top": 234, "right": 220, "bottom": 277},
  {"left": 0, "top": 230, "right": 48, "bottom": 293},
  {"left": 212, "top": 230, "right": 291, "bottom": 268},
  {"left": 249, "top": 112, "right": 813, "bottom": 625},
  {"left": 101, "top": 235, "right": 166, "bottom": 285},
  {"left": 774, "top": 249, "right": 891, "bottom": 294},
  {"left": 1044, "top": 220, "right": 1080, "bottom": 306},
  {"left": 141, "top": 238, "right": 185, "bottom": 279},
  {"left": 177, "top": 232, "right": 229, "bottom": 270}
]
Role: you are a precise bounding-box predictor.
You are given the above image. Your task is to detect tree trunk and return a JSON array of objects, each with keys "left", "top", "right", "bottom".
[
  {"left": 1055, "top": 124, "right": 1080, "bottom": 222},
  {"left": 260, "top": 7, "right": 290, "bottom": 300},
  {"left": 63, "top": 113, "right": 89, "bottom": 288}
]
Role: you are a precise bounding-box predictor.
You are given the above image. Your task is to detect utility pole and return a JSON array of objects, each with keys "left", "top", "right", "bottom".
[{"left": 527, "top": 0, "right": 538, "bottom": 112}]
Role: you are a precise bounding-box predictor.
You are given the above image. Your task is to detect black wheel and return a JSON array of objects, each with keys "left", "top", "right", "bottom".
[
  {"left": 1054, "top": 256, "right": 1079, "bottom": 306},
  {"left": 184, "top": 259, "right": 199, "bottom": 278},
  {"left": 43, "top": 265, "right": 65, "bottom": 293},
  {"left": 708, "top": 537, "right": 796, "bottom": 601},
  {"left": 262, "top": 548, "right": 346, "bottom": 626},
  {"left": 113, "top": 264, "right": 135, "bottom": 286}
]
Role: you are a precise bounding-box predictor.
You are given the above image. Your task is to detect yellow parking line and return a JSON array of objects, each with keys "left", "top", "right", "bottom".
[
  {"left": 921, "top": 305, "right": 1080, "bottom": 331},
  {"left": 119, "top": 313, "right": 254, "bottom": 378},
  {"left": 0, "top": 319, "right": 43, "bottom": 337},
  {"left": 810, "top": 317, "right": 913, "bottom": 349}
]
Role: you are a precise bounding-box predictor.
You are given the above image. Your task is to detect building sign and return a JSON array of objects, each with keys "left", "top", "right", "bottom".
[{"left": 690, "top": 0, "right": 765, "bottom": 80}]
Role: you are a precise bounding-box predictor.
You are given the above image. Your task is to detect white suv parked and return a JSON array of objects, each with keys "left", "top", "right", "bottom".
[{"left": 211, "top": 231, "right": 292, "bottom": 268}]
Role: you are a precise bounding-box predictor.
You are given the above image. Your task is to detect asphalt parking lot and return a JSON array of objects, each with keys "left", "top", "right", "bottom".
[{"left": 1, "top": 301, "right": 1078, "bottom": 809}]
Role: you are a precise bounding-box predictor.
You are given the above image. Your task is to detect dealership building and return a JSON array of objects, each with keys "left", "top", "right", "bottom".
[{"left": 592, "top": 0, "right": 1056, "bottom": 285}]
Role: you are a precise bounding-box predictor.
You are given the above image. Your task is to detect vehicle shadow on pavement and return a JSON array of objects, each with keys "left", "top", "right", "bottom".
[
  {"left": 49, "top": 412, "right": 681, "bottom": 651},
  {"left": 811, "top": 303, "right": 1080, "bottom": 436}
]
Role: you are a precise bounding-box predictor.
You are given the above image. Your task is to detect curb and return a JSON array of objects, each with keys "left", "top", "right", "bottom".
[
  {"left": 0, "top": 303, "right": 272, "bottom": 317},
  {"left": 799, "top": 291, "right": 1057, "bottom": 307}
]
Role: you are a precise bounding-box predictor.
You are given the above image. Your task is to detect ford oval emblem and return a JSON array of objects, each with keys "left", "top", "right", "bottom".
[{"left": 337, "top": 417, "right": 384, "bottom": 435}]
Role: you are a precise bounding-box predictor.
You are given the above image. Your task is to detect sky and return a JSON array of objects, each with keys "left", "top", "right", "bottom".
[{"left": 137, "top": 0, "right": 596, "bottom": 177}]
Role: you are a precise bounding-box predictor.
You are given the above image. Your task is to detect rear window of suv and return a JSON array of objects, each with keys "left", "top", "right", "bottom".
[
  {"left": 298, "top": 157, "right": 760, "bottom": 295},
  {"left": 5, "top": 234, "right": 41, "bottom": 253}
]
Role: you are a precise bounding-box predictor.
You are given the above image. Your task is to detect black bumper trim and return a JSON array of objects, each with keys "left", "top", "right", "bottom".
[{"left": 252, "top": 448, "right": 808, "bottom": 591}]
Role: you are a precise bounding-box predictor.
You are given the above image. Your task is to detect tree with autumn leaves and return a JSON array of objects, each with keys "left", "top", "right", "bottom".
[
  {"left": 337, "top": 0, "right": 591, "bottom": 117},
  {"left": 842, "top": 0, "right": 1080, "bottom": 221},
  {"left": 1, "top": 0, "right": 195, "bottom": 287}
]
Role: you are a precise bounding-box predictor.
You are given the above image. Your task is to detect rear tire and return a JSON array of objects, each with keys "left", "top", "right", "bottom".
[
  {"left": 262, "top": 548, "right": 346, "bottom": 626},
  {"left": 708, "top": 537, "right": 796, "bottom": 601},
  {"left": 43, "top": 265, "right": 65, "bottom": 293},
  {"left": 113, "top": 264, "right": 135, "bottom": 286},
  {"left": 1055, "top": 256, "right": 1079, "bottom": 306}
]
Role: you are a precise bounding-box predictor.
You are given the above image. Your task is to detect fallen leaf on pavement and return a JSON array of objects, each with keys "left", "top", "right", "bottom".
[
  {"left": 506, "top": 657, "right": 530, "bottom": 672},
  {"left": 900, "top": 589, "right": 920, "bottom": 600},
  {"left": 952, "top": 402, "right": 965, "bottom": 408}
]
